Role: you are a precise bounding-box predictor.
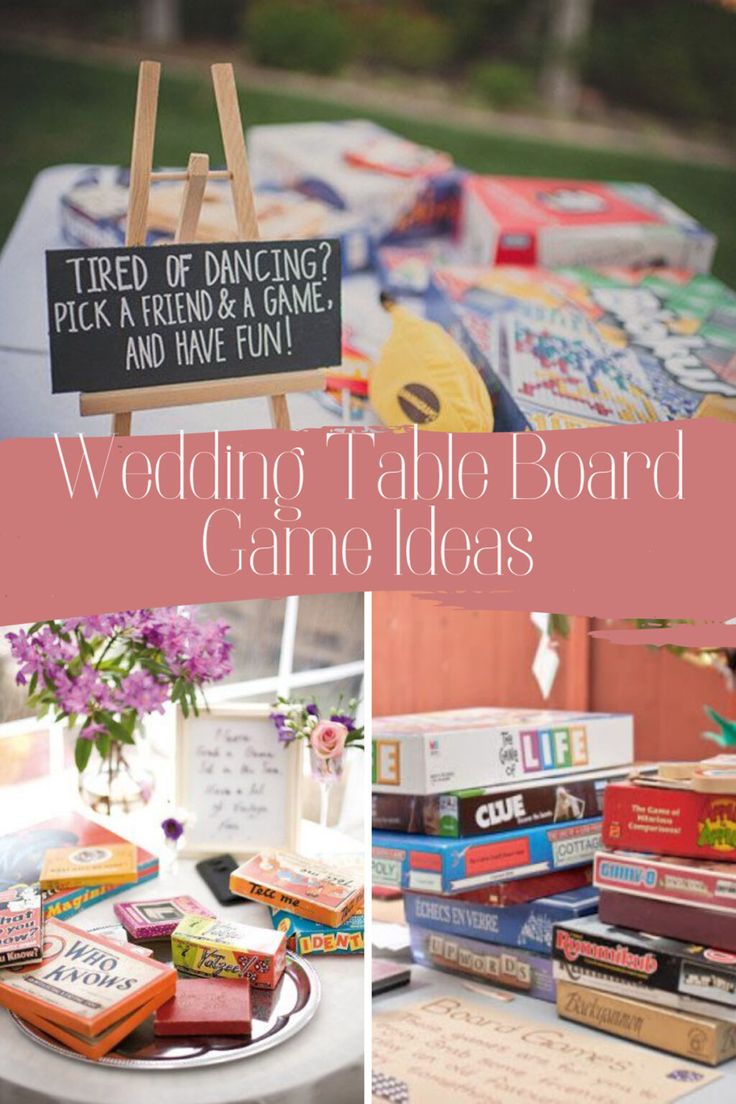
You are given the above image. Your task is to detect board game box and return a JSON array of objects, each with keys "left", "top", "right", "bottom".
[
  {"left": 603, "top": 781, "right": 736, "bottom": 862},
  {"left": 372, "top": 707, "right": 633, "bottom": 796},
  {"left": 553, "top": 916, "right": 736, "bottom": 1011},
  {"left": 410, "top": 923, "right": 556, "bottom": 1001},
  {"left": 454, "top": 865, "right": 593, "bottom": 907},
  {"left": 594, "top": 850, "right": 736, "bottom": 914},
  {"left": 40, "top": 842, "right": 138, "bottom": 889},
  {"left": 599, "top": 890, "right": 736, "bottom": 954},
  {"left": 0, "top": 918, "right": 176, "bottom": 1058},
  {"left": 271, "top": 908, "right": 364, "bottom": 955},
  {"left": 171, "top": 915, "right": 286, "bottom": 989},
  {"left": 404, "top": 885, "right": 598, "bottom": 954},
  {"left": 373, "top": 763, "right": 645, "bottom": 837},
  {"left": 373, "top": 817, "right": 602, "bottom": 895},
  {"left": 458, "top": 177, "right": 716, "bottom": 270},
  {"left": 427, "top": 265, "right": 736, "bottom": 431},
  {"left": 114, "top": 895, "right": 215, "bottom": 940},
  {"left": 248, "top": 119, "right": 463, "bottom": 243},
  {"left": 230, "top": 850, "right": 364, "bottom": 928},
  {"left": 0, "top": 814, "right": 158, "bottom": 920},
  {"left": 0, "top": 883, "right": 43, "bottom": 966},
  {"left": 556, "top": 980, "right": 736, "bottom": 1066}
]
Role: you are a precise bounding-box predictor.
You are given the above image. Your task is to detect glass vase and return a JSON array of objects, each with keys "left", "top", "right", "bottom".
[
  {"left": 309, "top": 747, "right": 345, "bottom": 829},
  {"left": 78, "top": 738, "right": 154, "bottom": 815}
]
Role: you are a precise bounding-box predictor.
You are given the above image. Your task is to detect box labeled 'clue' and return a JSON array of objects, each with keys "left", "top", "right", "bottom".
[
  {"left": 603, "top": 782, "right": 736, "bottom": 862},
  {"left": 373, "top": 816, "right": 602, "bottom": 894},
  {"left": 230, "top": 850, "right": 363, "bottom": 928},
  {"left": 372, "top": 708, "right": 633, "bottom": 795},
  {"left": 171, "top": 915, "right": 286, "bottom": 989},
  {"left": 0, "top": 883, "right": 43, "bottom": 966},
  {"left": 373, "top": 763, "right": 644, "bottom": 837}
]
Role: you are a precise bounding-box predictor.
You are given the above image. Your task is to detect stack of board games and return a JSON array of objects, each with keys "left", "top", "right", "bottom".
[
  {"left": 0, "top": 918, "right": 176, "bottom": 1058},
  {"left": 372, "top": 707, "right": 637, "bottom": 1000},
  {"left": 0, "top": 813, "right": 158, "bottom": 920},
  {"left": 229, "top": 849, "right": 365, "bottom": 955},
  {"left": 426, "top": 264, "right": 736, "bottom": 431},
  {"left": 553, "top": 759, "right": 736, "bottom": 1065}
]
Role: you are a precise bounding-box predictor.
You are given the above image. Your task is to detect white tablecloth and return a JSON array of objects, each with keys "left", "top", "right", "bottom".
[
  {"left": 0, "top": 166, "right": 392, "bottom": 440},
  {"left": 0, "top": 853, "right": 363, "bottom": 1104},
  {"left": 374, "top": 960, "right": 736, "bottom": 1103}
]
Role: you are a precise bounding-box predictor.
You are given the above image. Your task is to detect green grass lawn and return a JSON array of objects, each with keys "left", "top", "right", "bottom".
[{"left": 3, "top": 46, "right": 736, "bottom": 286}]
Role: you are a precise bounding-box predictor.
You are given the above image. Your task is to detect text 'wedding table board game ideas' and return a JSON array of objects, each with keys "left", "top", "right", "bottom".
[{"left": 45, "top": 60, "right": 342, "bottom": 434}]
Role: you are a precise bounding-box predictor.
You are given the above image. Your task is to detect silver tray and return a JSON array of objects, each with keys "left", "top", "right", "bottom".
[{"left": 11, "top": 948, "right": 320, "bottom": 1070}]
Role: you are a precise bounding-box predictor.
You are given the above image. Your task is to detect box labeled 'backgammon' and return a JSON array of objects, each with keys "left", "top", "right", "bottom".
[
  {"left": 372, "top": 707, "right": 633, "bottom": 795},
  {"left": 404, "top": 885, "right": 598, "bottom": 954},
  {"left": 171, "top": 915, "right": 286, "bottom": 989},
  {"left": 373, "top": 763, "right": 646, "bottom": 837},
  {"left": 230, "top": 850, "right": 364, "bottom": 928},
  {"left": 410, "top": 923, "right": 556, "bottom": 1001},
  {"left": 553, "top": 916, "right": 736, "bottom": 1011},
  {"left": 557, "top": 980, "right": 736, "bottom": 1066},
  {"left": 603, "top": 782, "right": 736, "bottom": 862},
  {"left": 373, "top": 817, "right": 602, "bottom": 895},
  {"left": 594, "top": 850, "right": 736, "bottom": 914},
  {"left": 0, "top": 883, "right": 43, "bottom": 966}
]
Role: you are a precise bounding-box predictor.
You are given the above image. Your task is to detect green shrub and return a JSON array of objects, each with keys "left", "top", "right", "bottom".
[
  {"left": 363, "top": 10, "right": 454, "bottom": 74},
  {"left": 244, "top": 1, "right": 352, "bottom": 75},
  {"left": 469, "top": 60, "right": 535, "bottom": 110}
]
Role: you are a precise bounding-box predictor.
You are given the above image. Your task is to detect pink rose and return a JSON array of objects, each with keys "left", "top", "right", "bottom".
[{"left": 310, "top": 720, "right": 348, "bottom": 760}]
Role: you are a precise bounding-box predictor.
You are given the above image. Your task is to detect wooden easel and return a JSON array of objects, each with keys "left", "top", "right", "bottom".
[{"left": 79, "top": 61, "right": 326, "bottom": 435}]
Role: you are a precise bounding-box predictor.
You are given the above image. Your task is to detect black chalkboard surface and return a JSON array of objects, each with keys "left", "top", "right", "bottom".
[{"left": 46, "top": 239, "right": 342, "bottom": 394}]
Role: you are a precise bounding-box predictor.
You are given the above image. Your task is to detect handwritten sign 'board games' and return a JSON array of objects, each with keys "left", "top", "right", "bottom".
[
  {"left": 175, "top": 705, "right": 301, "bottom": 858},
  {"left": 45, "top": 239, "right": 342, "bottom": 394}
]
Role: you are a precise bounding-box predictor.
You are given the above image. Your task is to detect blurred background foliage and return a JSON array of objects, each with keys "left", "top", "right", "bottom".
[{"left": 5, "top": 0, "right": 734, "bottom": 133}]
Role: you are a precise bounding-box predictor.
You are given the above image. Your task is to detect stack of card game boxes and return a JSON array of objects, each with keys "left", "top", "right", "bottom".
[
  {"left": 230, "top": 849, "right": 365, "bottom": 955},
  {"left": 372, "top": 707, "right": 636, "bottom": 1001},
  {"left": 553, "top": 759, "right": 736, "bottom": 1065}
]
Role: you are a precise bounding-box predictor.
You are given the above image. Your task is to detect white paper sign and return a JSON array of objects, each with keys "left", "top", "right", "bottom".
[{"left": 176, "top": 704, "right": 301, "bottom": 857}]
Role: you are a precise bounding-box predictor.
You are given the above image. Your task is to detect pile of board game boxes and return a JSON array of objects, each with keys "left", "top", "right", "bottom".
[
  {"left": 553, "top": 758, "right": 736, "bottom": 1066},
  {"left": 0, "top": 813, "right": 363, "bottom": 1059},
  {"left": 57, "top": 119, "right": 736, "bottom": 429},
  {"left": 372, "top": 707, "right": 636, "bottom": 1002}
]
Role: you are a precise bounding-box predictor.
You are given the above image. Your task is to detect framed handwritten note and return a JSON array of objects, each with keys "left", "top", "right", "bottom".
[{"left": 175, "top": 703, "right": 302, "bottom": 858}]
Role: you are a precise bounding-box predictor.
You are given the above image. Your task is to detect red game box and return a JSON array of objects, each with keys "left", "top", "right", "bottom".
[{"left": 603, "top": 782, "right": 736, "bottom": 862}]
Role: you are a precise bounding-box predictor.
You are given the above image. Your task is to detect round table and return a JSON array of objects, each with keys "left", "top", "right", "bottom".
[{"left": 0, "top": 860, "right": 363, "bottom": 1104}]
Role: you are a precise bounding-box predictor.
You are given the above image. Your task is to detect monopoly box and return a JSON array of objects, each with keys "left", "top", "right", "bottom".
[
  {"left": 459, "top": 176, "right": 716, "bottom": 271},
  {"left": 271, "top": 908, "right": 364, "bottom": 955},
  {"left": 556, "top": 980, "right": 736, "bottom": 1067},
  {"left": 594, "top": 850, "right": 736, "bottom": 914},
  {"left": 372, "top": 707, "right": 633, "bottom": 796},
  {"left": 410, "top": 924, "right": 556, "bottom": 1001},
  {"left": 248, "top": 120, "right": 463, "bottom": 243},
  {"left": 0, "top": 813, "right": 158, "bottom": 921},
  {"left": 373, "top": 763, "right": 645, "bottom": 837},
  {"left": 603, "top": 782, "right": 736, "bottom": 862},
  {"left": 404, "top": 885, "right": 598, "bottom": 954},
  {"left": 599, "top": 890, "right": 736, "bottom": 955},
  {"left": 373, "top": 817, "right": 602, "bottom": 895},
  {"left": 427, "top": 265, "right": 736, "bottom": 431},
  {"left": 553, "top": 916, "right": 736, "bottom": 1012}
]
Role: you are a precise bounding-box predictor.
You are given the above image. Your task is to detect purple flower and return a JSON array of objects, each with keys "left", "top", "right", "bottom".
[
  {"left": 114, "top": 670, "right": 169, "bottom": 715},
  {"left": 330, "top": 712, "right": 356, "bottom": 731},
  {"left": 161, "top": 817, "right": 185, "bottom": 842},
  {"left": 80, "top": 722, "right": 106, "bottom": 740},
  {"left": 53, "top": 665, "right": 114, "bottom": 715},
  {"left": 306, "top": 703, "right": 320, "bottom": 717}
]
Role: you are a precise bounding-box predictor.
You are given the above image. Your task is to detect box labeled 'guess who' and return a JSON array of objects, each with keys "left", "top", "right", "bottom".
[{"left": 372, "top": 708, "right": 633, "bottom": 795}]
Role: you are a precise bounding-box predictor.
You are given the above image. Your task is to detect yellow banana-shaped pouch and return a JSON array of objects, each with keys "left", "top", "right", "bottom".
[{"left": 369, "top": 297, "right": 494, "bottom": 433}]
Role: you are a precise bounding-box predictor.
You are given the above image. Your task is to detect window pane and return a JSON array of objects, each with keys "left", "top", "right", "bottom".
[
  {"left": 0, "top": 628, "right": 35, "bottom": 723},
  {"left": 198, "top": 600, "right": 286, "bottom": 684},
  {"left": 292, "top": 594, "right": 363, "bottom": 672}
]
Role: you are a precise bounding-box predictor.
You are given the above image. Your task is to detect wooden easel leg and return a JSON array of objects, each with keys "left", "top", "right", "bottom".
[
  {"left": 112, "top": 411, "right": 132, "bottom": 436},
  {"left": 176, "top": 152, "right": 209, "bottom": 242},
  {"left": 211, "top": 63, "right": 260, "bottom": 241},
  {"left": 269, "top": 394, "right": 291, "bottom": 430}
]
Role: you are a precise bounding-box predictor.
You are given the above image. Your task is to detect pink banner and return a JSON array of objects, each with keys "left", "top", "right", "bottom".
[{"left": 0, "top": 420, "right": 732, "bottom": 627}]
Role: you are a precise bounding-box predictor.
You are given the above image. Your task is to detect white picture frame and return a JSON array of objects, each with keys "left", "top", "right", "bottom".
[{"left": 175, "top": 702, "right": 302, "bottom": 859}]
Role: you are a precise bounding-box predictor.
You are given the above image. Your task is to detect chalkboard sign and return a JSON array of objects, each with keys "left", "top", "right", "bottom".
[
  {"left": 46, "top": 239, "right": 342, "bottom": 394},
  {"left": 175, "top": 704, "right": 302, "bottom": 859}
]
